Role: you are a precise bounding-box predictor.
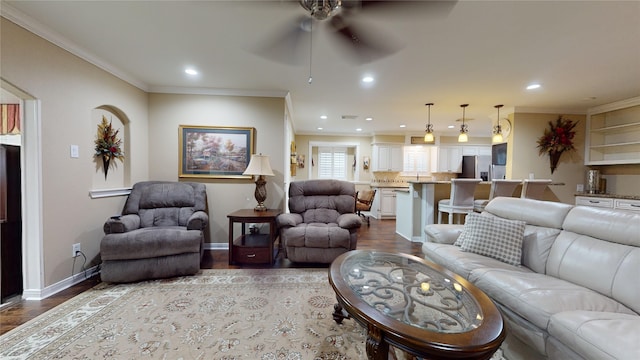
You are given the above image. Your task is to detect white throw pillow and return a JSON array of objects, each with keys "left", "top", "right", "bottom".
[{"left": 459, "top": 212, "right": 525, "bottom": 266}]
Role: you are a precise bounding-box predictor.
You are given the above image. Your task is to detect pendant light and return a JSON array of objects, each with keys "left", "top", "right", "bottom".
[
  {"left": 458, "top": 104, "right": 469, "bottom": 143},
  {"left": 424, "top": 102, "right": 435, "bottom": 142},
  {"left": 492, "top": 104, "right": 504, "bottom": 143}
]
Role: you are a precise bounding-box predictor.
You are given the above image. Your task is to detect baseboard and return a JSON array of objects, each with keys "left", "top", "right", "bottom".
[
  {"left": 204, "top": 242, "right": 229, "bottom": 250},
  {"left": 22, "top": 265, "right": 100, "bottom": 300}
]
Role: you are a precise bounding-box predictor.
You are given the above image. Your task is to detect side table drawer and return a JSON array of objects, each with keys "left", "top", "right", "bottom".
[
  {"left": 232, "top": 246, "right": 270, "bottom": 264},
  {"left": 575, "top": 196, "right": 613, "bottom": 208},
  {"left": 614, "top": 199, "right": 640, "bottom": 212}
]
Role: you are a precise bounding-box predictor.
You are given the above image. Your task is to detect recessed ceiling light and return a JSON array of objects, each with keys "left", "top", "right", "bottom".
[
  {"left": 448, "top": 125, "right": 455, "bottom": 129},
  {"left": 365, "top": 117, "right": 373, "bottom": 121},
  {"left": 362, "top": 76, "right": 374, "bottom": 83},
  {"left": 320, "top": 115, "right": 327, "bottom": 119},
  {"left": 526, "top": 83, "right": 541, "bottom": 90},
  {"left": 185, "top": 68, "right": 198, "bottom": 75},
  {"left": 399, "top": 124, "right": 406, "bottom": 128},
  {"left": 356, "top": 128, "right": 362, "bottom": 132},
  {"left": 317, "top": 127, "right": 323, "bottom": 130}
]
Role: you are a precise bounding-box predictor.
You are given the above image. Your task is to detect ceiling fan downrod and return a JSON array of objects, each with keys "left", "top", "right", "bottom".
[{"left": 300, "top": 0, "right": 342, "bottom": 20}]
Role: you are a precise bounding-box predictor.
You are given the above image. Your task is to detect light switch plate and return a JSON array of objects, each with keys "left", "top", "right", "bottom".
[{"left": 70, "top": 145, "right": 79, "bottom": 158}]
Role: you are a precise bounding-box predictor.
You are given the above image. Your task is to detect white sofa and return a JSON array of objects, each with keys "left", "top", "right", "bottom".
[{"left": 422, "top": 197, "right": 640, "bottom": 360}]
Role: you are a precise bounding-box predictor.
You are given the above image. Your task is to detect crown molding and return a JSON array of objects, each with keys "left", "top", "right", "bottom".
[
  {"left": 1, "top": 4, "right": 149, "bottom": 91},
  {"left": 149, "top": 86, "right": 288, "bottom": 98}
]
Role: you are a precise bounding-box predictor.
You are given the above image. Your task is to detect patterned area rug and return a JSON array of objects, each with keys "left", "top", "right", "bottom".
[{"left": 0, "top": 269, "right": 505, "bottom": 360}]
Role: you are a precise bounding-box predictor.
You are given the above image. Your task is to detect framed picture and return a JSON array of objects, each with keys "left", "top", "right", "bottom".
[{"left": 179, "top": 125, "right": 255, "bottom": 179}]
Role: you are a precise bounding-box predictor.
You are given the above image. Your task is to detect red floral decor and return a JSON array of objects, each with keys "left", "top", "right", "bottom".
[
  {"left": 536, "top": 116, "right": 578, "bottom": 174},
  {"left": 94, "top": 116, "right": 124, "bottom": 179}
]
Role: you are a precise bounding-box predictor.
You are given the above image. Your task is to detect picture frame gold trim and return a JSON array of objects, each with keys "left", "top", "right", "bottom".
[{"left": 178, "top": 125, "right": 255, "bottom": 179}]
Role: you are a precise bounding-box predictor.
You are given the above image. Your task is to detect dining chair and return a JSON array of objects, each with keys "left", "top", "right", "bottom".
[{"left": 438, "top": 178, "right": 482, "bottom": 224}]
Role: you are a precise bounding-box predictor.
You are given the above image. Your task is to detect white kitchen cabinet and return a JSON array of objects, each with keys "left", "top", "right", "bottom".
[
  {"left": 461, "top": 146, "right": 492, "bottom": 156},
  {"left": 437, "top": 146, "right": 462, "bottom": 173},
  {"left": 585, "top": 96, "right": 640, "bottom": 165},
  {"left": 372, "top": 144, "right": 403, "bottom": 171},
  {"left": 575, "top": 196, "right": 640, "bottom": 212},
  {"left": 370, "top": 187, "right": 398, "bottom": 219}
]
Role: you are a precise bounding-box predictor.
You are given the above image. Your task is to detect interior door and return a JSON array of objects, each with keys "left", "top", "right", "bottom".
[{"left": 0, "top": 144, "right": 22, "bottom": 303}]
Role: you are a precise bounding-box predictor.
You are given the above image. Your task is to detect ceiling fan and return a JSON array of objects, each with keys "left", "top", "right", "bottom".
[{"left": 255, "top": 0, "right": 457, "bottom": 66}]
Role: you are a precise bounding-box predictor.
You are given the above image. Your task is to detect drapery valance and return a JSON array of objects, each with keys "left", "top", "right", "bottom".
[{"left": 1, "top": 104, "right": 20, "bottom": 135}]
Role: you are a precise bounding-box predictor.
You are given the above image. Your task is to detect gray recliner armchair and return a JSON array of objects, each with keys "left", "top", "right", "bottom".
[
  {"left": 100, "top": 181, "right": 208, "bottom": 283},
  {"left": 276, "top": 179, "right": 361, "bottom": 263}
]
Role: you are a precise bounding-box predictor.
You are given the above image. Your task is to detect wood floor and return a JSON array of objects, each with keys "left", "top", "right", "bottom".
[{"left": 0, "top": 217, "right": 422, "bottom": 336}]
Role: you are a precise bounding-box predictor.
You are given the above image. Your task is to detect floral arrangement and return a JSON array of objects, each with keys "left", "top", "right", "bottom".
[
  {"left": 536, "top": 116, "right": 578, "bottom": 173},
  {"left": 94, "top": 116, "right": 124, "bottom": 179}
]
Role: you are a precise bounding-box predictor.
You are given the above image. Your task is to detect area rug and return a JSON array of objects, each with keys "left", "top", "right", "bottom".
[{"left": 0, "top": 269, "right": 505, "bottom": 360}]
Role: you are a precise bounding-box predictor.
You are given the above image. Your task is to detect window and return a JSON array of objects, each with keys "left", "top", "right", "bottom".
[
  {"left": 403, "top": 146, "right": 431, "bottom": 174},
  {"left": 318, "top": 147, "right": 347, "bottom": 179}
]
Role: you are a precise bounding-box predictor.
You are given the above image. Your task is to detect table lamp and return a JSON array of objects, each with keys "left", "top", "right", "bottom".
[{"left": 242, "top": 153, "right": 274, "bottom": 211}]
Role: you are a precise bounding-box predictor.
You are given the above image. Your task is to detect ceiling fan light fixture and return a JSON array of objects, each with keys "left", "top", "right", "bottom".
[
  {"left": 300, "top": 0, "right": 341, "bottom": 20},
  {"left": 492, "top": 104, "right": 504, "bottom": 143},
  {"left": 424, "top": 103, "right": 435, "bottom": 143},
  {"left": 458, "top": 104, "right": 469, "bottom": 143}
]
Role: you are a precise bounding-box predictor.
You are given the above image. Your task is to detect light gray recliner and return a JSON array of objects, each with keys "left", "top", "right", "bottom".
[
  {"left": 100, "top": 181, "right": 208, "bottom": 283},
  {"left": 276, "top": 180, "right": 361, "bottom": 263}
]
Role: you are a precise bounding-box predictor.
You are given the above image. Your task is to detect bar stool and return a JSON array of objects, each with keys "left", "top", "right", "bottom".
[
  {"left": 438, "top": 178, "right": 482, "bottom": 224},
  {"left": 521, "top": 179, "right": 552, "bottom": 200},
  {"left": 473, "top": 179, "right": 522, "bottom": 212}
]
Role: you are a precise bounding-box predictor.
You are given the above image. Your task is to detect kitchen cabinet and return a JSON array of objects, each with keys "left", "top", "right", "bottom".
[
  {"left": 575, "top": 195, "right": 640, "bottom": 212},
  {"left": 462, "top": 146, "right": 492, "bottom": 157},
  {"left": 372, "top": 144, "right": 403, "bottom": 171},
  {"left": 585, "top": 96, "right": 640, "bottom": 165},
  {"left": 370, "top": 187, "right": 399, "bottom": 219},
  {"left": 437, "top": 146, "right": 462, "bottom": 173}
]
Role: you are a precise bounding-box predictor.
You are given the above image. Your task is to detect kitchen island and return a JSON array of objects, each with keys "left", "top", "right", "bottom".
[
  {"left": 397, "top": 180, "right": 565, "bottom": 242},
  {"left": 396, "top": 181, "right": 488, "bottom": 242}
]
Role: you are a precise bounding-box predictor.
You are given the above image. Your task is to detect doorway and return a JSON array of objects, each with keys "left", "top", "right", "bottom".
[{"left": 0, "top": 144, "right": 22, "bottom": 303}]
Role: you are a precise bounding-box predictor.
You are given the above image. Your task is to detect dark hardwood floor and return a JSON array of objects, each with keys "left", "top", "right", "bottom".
[{"left": 0, "top": 217, "right": 422, "bottom": 335}]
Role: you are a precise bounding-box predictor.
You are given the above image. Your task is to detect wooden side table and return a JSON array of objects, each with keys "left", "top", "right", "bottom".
[{"left": 227, "top": 209, "right": 281, "bottom": 265}]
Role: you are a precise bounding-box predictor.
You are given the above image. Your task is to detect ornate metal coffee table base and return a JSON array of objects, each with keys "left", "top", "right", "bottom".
[{"left": 333, "top": 302, "right": 390, "bottom": 360}]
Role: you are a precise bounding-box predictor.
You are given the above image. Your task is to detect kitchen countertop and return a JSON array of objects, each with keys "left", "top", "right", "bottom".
[{"left": 574, "top": 193, "right": 640, "bottom": 200}]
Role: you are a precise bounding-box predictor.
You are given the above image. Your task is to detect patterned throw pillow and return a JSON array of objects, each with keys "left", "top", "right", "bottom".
[{"left": 459, "top": 212, "right": 526, "bottom": 266}]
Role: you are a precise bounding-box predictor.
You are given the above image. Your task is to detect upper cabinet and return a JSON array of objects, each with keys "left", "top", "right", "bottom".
[
  {"left": 437, "top": 146, "right": 463, "bottom": 173},
  {"left": 585, "top": 96, "right": 640, "bottom": 165},
  {"left": 372, "top": 144, "right": 403, "bottom": 171}
]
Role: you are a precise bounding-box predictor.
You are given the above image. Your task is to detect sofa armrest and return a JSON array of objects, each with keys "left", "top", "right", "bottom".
[
  {"left": 187, "top": 210, "right": 208, "bottom": 230},
  {"left": 103, "top": 214, "right": 140, "bottom": 234},
  {"left": 276, "top": 213, "right": 303, "bottom": 228},
  {"left": 424, "top": 224, "right": 464, "bottom": 244},
  {"left": 338, "top": 213, "right": 362, "bottom": 229}
]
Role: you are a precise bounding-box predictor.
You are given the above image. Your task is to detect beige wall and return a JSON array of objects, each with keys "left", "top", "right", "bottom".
[
  {"left": 1, "top": 18, "right": 149, "bottom": 287},
  {"left": 510, "top": 113, "right": 586, "bottom": 204},
  {"left": 148, "top": 93, "right": 286, "bottom": 244}
]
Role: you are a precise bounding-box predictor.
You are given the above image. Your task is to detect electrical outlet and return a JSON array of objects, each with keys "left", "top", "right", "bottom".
[
  {"left": 72, "top": 243, "right": 81, "bottom": 257},
  {"left": 576, "top": 184, "right": 584, "bottom": 192}
]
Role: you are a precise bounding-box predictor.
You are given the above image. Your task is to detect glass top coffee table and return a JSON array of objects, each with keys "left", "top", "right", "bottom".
[{"left": 329, "top": 250, "right": 505, "bottom": 360}]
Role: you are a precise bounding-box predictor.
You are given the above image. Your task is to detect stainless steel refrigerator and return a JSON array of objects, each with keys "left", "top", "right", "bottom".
[{"left": 460, "top": 155, "right": 491, "bottom": 181}]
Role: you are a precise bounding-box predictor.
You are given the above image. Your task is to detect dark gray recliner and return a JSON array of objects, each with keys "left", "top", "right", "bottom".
[
  {"left": 100, "top": 181, "right": 208, "bottom": 283},
  {"left": 276, "top": 180, "right": 361, "bottom": 263}
]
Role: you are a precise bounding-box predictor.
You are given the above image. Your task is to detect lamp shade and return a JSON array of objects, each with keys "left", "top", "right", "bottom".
[{"left": 242, "top": 154, "right": 274, "bottom": 176}]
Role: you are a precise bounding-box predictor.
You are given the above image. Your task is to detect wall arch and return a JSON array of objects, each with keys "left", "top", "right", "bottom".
[{"left": 92, "top": 105, "right": 131, "bottom": 189}]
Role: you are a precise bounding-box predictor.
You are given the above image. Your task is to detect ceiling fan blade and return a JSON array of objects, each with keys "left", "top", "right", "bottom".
[
  {"left": 252, "top": 15, "right": 311, "bottom": 66},
  {"left": 329, "top": 15, "right": 403, "bottom": 63}
]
